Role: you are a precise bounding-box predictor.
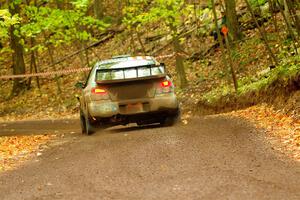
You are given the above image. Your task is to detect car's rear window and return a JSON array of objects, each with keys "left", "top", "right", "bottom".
[
  {"left": 95, "top": 58, "right": 166, "bottom": 82},
  {"left": 96, "top": 65, "right": 165, "bottom": 81}
]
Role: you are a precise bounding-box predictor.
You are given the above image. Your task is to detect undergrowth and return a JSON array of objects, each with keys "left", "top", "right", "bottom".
[{"left": 202, "top": 54, "right": 300, "bottom": 104}]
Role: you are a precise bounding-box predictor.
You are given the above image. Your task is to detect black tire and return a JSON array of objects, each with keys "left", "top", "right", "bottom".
[
  {"left": 160, "top": 110, "right": 181, "bottom": 127},
  {"left": 80, "top": 110, "right": 95, "bottom": 135},
  {"left": 161, "top": 116, "right": 177, "bottom": 126},
  {"left": 85, "top": 116, "right": 95, "bottom": 135},
  {"left": 80, "top": 112, "right": 86, "bottom": 134}
]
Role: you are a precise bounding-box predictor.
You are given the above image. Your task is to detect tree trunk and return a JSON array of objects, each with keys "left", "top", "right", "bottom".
[
  {"left": 286, "top": 0, "right": 300, "bottom": 37},
  {"left": 244, "top": 0, "right": 279, "bottom": 66},
  {"left": 224, "top": 36, "right": 238, "bottom": 91},
  {"left": 282, "top": 0, "right": 295, "bottom": 35},
  {"left": 83, "top": 42, "right": 90, "bottom": 67},
  {"left": 94, "top": 0, "right": 104, "bottom": 20},
  {"left": 116, "top": 0, "right": 123, "bottom": 24},
  {"left": 283, "top": 0, "right": 292, "bottom": 26},
  {"left": 28, "top": 38, "right": 40, "bottom": 89},
  {"left": 130, "top": 30, "right": 137, "bottom": 54},
  {"left": 276, "top": 0, "right": 299, "bottom": 54},
  {"left": 136, "top": 29, "right": 146, "bottom": 54},
  {"left": 55, "top": 0, "right": 64, "bottom": 9},
  {"left": 47, "top": 46, "right": 62, "bottom": 94},
  {"left": 212, "top": 0, "right": 237, "bottom": 91},
  {"left": 224, "top": 0, "right": 242, "bottom": 40},
  {"left": 268, "top": 0, "right": 279, "bottom": 32},
  {"left": 77, "top": 42, "right": 88, "bottom": 79},
  {"left": 173, "top": 36, "right": 188, "bottom": 88},
  {"left": 193, "top": 2, "right": 199, "bottom": 34},
  {"left": 8, "top": 0, "right": 26, "bottom": 96},
  {"left": 169, "top": 20, "right": 188, "bottom": 88}
]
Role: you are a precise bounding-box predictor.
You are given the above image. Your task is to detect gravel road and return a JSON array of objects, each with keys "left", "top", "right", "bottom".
[{"left": 0, "top": 116, "right": 299, "bottom": 200}]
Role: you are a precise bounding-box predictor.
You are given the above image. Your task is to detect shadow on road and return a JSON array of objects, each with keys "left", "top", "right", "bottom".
[
  {"left": 107, "top": 123, "right": 163, "bottom": 134},
  {"left": 0, "top": 119, "right": 81, "bottom": 136}
]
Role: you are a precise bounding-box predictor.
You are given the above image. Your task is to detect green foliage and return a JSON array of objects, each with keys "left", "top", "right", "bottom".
[
  {"left": 196, "top": 8, "right": 215, "bottom": 36},
  {"left": 71, "top": 0, "right": 90, "bottom": 10},
  {"left": 0, "top": 9, "right": 20, "bottom": 42},
  {"left": 249, "top": 0, "right": 267, "bottom": 7},
  {"left": 122, "top": 0, "right": 149, "bottom": 29},
  {"left": 123, "top": 0, "right": 188, "bottom": 35},
  {"left": 0, "top": 0, "right": 110, "bottom": 67},
  {"left": 21, "top": 5, "right": 108, "bottom": 47}
]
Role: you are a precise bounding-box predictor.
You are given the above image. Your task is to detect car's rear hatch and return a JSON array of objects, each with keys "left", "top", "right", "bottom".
[
  {"left": 95, "top": 63, "right": 167, "bottom": 101},
  {"left": 99, "top": 77, "right": 165, "bottom": 101}
]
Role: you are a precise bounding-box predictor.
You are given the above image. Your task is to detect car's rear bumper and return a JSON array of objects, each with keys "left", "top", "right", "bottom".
[
  {"left": 87, "top": 94, "right": 179, "bottom": 118},
  {"left": 91, "top": 108, "right": 179, "bottom": 126}
]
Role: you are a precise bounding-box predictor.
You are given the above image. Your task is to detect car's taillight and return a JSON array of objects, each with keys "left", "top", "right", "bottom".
[
  {"left": 161, "top": 80, "right": 172, "bottom": 87},
  {"left": 156, "top": 80, "right": 173, "bottom": 95},
  {"left": 92, "top": 88, "right": 107, "bottom": 94},
  {"left": 91, "top": 87, "right": 109, "bottom": 100}
]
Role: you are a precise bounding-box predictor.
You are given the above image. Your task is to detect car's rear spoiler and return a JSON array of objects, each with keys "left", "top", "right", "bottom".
[{"left": 95, "top": 64, "right": 167, "bottom": 84}]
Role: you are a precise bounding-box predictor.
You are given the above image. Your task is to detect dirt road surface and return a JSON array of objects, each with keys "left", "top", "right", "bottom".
[{"left": 0, "top": 116, "right": 299, "bottom": 200}]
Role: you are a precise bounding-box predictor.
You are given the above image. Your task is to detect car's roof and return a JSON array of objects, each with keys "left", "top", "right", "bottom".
[{"left": 95, "top": 56, "right": 159, "bottom": 70}]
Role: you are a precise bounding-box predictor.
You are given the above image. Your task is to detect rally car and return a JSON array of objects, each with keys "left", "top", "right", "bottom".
[{"left": 76, "top": 55, "right": 179, "bottom": 135}]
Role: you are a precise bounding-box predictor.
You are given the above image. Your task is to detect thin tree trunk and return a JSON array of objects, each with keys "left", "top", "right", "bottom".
[
  {"left": 268, "top": 0, "right": 279, "bottom": 32},
  {"left": 47, "top": 46, "right": 62, "bottom": 94},
  {"left": 173, "top": 36, "right": 188, "bottom": 88},
  {"left": 224, "top": 36, "right": 238, "bottom": 91},
  {"left": 169, "top": 23, "right": 188, "bottom": 88},
  {"left": 83, "top": 42, "right": 90, "bottom": 67},
  {"left": 194, "top": 1, "right": 199, "bottom": 34},
  {"left": 29, "top": 38, "right": 40, "bottom": 89},
  {"left": 286, "top": 0, "right": 300, "bottom": 37},
  {"left": 35, "top": 49, "right": 42, "bottom": 90},
  {"left": 136, "top": 29, "right": 146, "bottom": 54},
  {"left": 43, "top": 32, "right": 62, "bottom": 94},
  {"left": 225, "top": 0, "right": 242, "bottom": 40},
  {"left": 116, "top": 0, "right": 123, "bottom": 24},
  {"left": 29, "top": 0, "right": 40, "bottom": 89},
  {"left": 94, "top": 0, "right": 104, "bottom": 20},
  {"left": 33, "top": 50, "right": 40, "bottom": 89},
  {"left": 244, "top": 0, "right": 279, "bottom": 66},
  {"left": 283, "top": 0, "right": 292, "bottom": 28},
  {"left": 56, "top": 0, "right": 64, "bottom": 9},
  {"left": 27, "top": 56, "right": 33, "bottom": 90},
  {"left": 276, "top": 0, "right": 298, "bottom": 54},
  {"left": 130, "top": 30, "right": 137, "bottom": 54},
  {"left": 78, "top": 42, "right": 88, "bottom": 79},
  {"left": 211, "top": 0, "right": 230, "bottom": 85}
]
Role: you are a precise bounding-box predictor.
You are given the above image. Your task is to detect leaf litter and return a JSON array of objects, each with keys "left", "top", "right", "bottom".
[
  {"left": 224, "top": 104, "right": 300, "bottom": 162},
  {"left": 0, "top": 134, "right": 56, "bottom": 172}
]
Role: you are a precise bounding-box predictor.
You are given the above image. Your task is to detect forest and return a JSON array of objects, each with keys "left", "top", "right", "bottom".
[
  {"left": 0, "top": 0, "right": 299, "bottom": 112},
  {"left": 0, "top": 0, "right": 300, "bottom": 168}
]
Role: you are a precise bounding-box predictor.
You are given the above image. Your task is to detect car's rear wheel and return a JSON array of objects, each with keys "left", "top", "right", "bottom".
[
  {"left": 85, "top": 116, "right": 95, "bottom": 135},
  {"left": 80, "top": 110, "right": 95, "bottom": 135},
  {"left": 160, "top": 116, "right": 177, "bottom": 126},
  {"left": 160, "top": 110, "right": 180, "bottom": 126},
  {"left": 80, "top": 112, "right": 86, "bottom": 134}
]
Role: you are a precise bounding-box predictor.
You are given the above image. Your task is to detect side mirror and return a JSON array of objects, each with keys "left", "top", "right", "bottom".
[{"left": 75, "top": 81, "right": 85, "bottom": 89}]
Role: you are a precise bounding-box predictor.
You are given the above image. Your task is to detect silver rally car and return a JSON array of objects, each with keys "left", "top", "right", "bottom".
[{"left": 76, "top": 55, "right": 180, "bottom": 135}]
